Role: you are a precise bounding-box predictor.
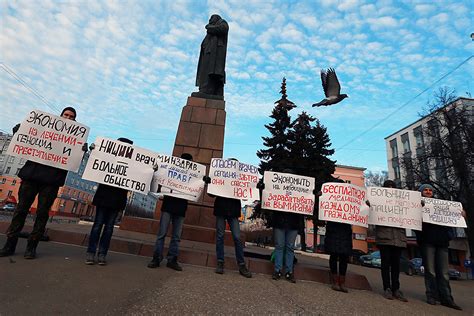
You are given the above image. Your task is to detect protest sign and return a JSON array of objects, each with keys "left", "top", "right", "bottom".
[
  {"left": 207, "top": 158, "right": 260, "bottom": 200},
  {"left": 422, "top": 198, "right": 467, "bottom": 228},
  {"left": 367, "top": 186, "right": 422, "bottom": 230},
  {"left": 261, "top": 171, "right": 315, "bottom": 215},
  {"left": 150, "top": 154, "right": 206, "bottom": 202},
  {"left": 318, "top": 182, "right": 369, "bottom": 227},
  {"left": 6, "top": 109, "right": 89, "bottom": 172},
  {"left": 82, "top": 137, "right": 156, "bottom": 194}
]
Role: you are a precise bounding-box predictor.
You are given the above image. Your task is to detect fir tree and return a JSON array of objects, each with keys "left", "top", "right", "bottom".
[{"left": 256, "top": 77, "right": 296, "bottom": 173}]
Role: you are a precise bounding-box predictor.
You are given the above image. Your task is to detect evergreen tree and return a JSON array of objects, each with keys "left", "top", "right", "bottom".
[{"left": 256, "top": 78, "right": 296, "bottom": 173}]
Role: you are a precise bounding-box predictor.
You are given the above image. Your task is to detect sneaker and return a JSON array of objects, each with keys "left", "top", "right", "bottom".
[
  {"left": 441, "top": 301, "right": 462, "bottom": 311},
  {"left": 285, "top": 272, "right": 296, "bottom": 283},
  {"left": 97, "top": 254, "right": 107, "bottom": 266},
  {"left": 393, "top": 290, "right": 408, "bottom": 302},
  {"left": 239, "top": 264, "right": 252, "bottom": 278},
  {"left": 215, "top": 261, "right": 224, "bottom": 274},
  {"left": 167, "top": 260, "right": 183, "bottom": 271},
  {"left": 272, "top": 271, "right": 282, "bottom": 280},
  {"left": 383, "top": 288, "right": 394, "bottom": 300},
  {"left": 85, "top": 253, "right": 95, "bottom": 265}
]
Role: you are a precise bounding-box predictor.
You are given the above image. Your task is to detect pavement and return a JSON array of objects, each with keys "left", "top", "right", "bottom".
[{"left": 1, "top": 236, "right": 473, "bottom": 315}]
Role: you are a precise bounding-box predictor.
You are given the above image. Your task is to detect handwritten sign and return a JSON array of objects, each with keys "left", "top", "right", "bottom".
[
  {"left": 422, "top": 198, "right": 467, "bottom": 228},
  {"left": 261, "top": 171, "right": 315, "bottom": 215},
  {"left": 6, "top": 109, "right": 89, "bottom": 172},
  {"left": 367, "top": 187, "right": 422, "bottom": 230},
  {"left": 318, "top": 182, "right": 369, "bottom": 227},
  {"left": 82, "top": 137, "right": 155, "bottom": 194},
  {"left": 150, "top": 154, "right": 206, "bottom": 201},
  {"left": 207, "top": 158, "right": 260, "bottom": 200}
]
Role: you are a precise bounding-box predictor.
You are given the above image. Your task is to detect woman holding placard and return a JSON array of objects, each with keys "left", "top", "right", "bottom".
[{"left": 325, "top": 220, "right": 352, "bottom": 292}]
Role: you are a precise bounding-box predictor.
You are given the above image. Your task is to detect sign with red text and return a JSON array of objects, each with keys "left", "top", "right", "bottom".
[
  {"left": 150, "top": 154, "right": 206, "bottom": 202},
  {"left": 261, "top": 171, "right": 315, "bottom": 215},
  {"left": 318, "top": 182, "right": 369, "bottom": 227},
  {"left": 82, "top": 137, "right": 156, "bottom": 194},
  {"left": 422, "top": 198, "right": 467, "bottom": 228},
  {"left": 207, "top": 158, "right": 260, "bottom": 200},
  {"left": 6, "top": 109, "right": 89, "bottom": 172},
  {"left": 367, "top": 187, "right": 422, "bottom": 230}
]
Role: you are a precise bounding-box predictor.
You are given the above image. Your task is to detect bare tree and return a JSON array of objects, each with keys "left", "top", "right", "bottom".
[
  {"left": 400, "top": 87, "right": 474, "bottom": 258},
  {"left": 364, "top": 170, "right": 388, "bottom": 187}
]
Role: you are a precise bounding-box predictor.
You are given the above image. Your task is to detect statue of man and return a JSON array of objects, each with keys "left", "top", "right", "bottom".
[{"left": 192, "top": 15, "right": 229, "bottom": 100}]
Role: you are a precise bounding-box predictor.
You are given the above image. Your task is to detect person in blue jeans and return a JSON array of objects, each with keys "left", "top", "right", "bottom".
[
  {"left": 416, "top": 184, "right": 462, "bottom": 311},
  {"left": 147, "top": 153, "right": 194, "bottom": 271},
  {"left": 85, "top": 137, "right": 132, "bottom": 266}
]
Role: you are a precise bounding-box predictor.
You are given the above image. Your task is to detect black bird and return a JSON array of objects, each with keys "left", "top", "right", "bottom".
[{"left": 312, "top": 68, "right": 348, "bottom": 107}]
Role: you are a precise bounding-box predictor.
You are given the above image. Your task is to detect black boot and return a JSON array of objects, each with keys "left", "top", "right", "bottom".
[
  {"left": 166, "top": 258, "right": 183, "bottom": 271},
  {"left": 147, "top": 254, "right": 162, "bottom": 269},
  {"left": 24, "top": 239, "right": 39, "bottom": 259},
  {"left": 215, "top": 261, "right": 224, "bottom": 274},
  {"left": 0, "top": 237, "right": 18, "bottom": 257}
]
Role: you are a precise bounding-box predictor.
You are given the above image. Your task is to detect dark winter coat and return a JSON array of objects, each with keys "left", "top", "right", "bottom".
[
  {"left": 18, "top": 161, "right": 68, "bottom": 187},
  {"left": 271, "top": 211, "right": 303, "bottom": 231},
  {"left": 415, "top": 223, "right": 452, "bottom": 248},
  {"left": 213, "top": 196, "right": 241, "bottom": 218},
  {"left": 161, "top": 195, "right": 188, "bottom": 217},
  {"left": 92, "top": 184, "right": 128, "bottom": 211},
  {"left": 375, "top": 226, "right": 407, "bottom": 248},
  {"left": 324, "top": 221, "right": 353, "bottom": 256}
]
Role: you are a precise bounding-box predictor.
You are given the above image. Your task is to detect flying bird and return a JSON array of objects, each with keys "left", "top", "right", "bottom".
[{"left": 312, "top": 68, "right": 348, "bottom": 107}]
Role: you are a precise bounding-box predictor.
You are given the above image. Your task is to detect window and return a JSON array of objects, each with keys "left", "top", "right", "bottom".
[
  {"left": 393, "top": 165, "right": 401, "bottom": 180},
  {"left": 7, "top": 190, "right": 13, "bottom": 197},
  {"left": 8, "top": 156, "right": 15, "bottom": 163},
  {"left": 1, "top": 178, "right": 5, "bottom": 184},
  {"left": 19, "top": 158, "right": 25, "bottom": 165},
  {"left": 401, "top": 133, "right": 411, "bottom": 153},
  {"left": 15, "top": 168, "right": 20, "bottom": 175},
  {"left": 12, "top": 179, "right": 16, "bottom": 185},
  {"left": 390, "top": 139, "right": 398, "bottom": 158},
  {"left": 5, "top": 167, "right": 10, "bottom": 174},
  {"left": 413, "top": 126, "right": 424, "bottom": 147},
  {"left": 0, "top": 156, "right": 4, "bottom": 162}
]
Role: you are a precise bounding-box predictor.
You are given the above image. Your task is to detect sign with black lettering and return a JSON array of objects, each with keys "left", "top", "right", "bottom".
[
  {"left": 207, "top": 158, "right": 260, "bottom": 200},
  {"left": 367, "top": 186, "right": 422, "bottom": 230},
  {"left": 150, "top": 154, "right": 206, "bottom": 202},
  {"left": 82, "top": 137, "right": 156, "bottom": 194},
  {"left": 6, "top": 109, "right": 89, "bottom": 172},
  {"left": 422, "top": 198, "right": 467, "bottom": 228},
  {"left": 261, "top": 171, "right": 315, "bottom": 215},
  {"left": 318, "top": 182, "right": 369, "bottom": 227}
]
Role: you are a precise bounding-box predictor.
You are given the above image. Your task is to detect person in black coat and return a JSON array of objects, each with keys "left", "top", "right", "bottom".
[
  {"left": 325, "top": 221, "right": 352, "bottom": 292},
  {"left": 147, "top": 153, "right": 194, "bottom": 271},
  {"left": 0, "top": 107, "right": 79, "bottom": 259},
  {"left": 85, "top": 137, "right": 132, "bottom": 266}
]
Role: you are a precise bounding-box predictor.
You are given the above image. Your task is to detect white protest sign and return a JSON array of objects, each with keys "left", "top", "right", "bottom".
[
  {"left": 367, "top": 186, "right": 422, "bottom": 230},
  {"left": 261, "top": 171, "right": 315, "bottom": 215},
  {"left": 82, "top": 137, "right": 156, "bottom": 194},
  {"left": 6, "top": 109, "right": 89, "bottom": 172},
  {"left": 150, "top": 154, "right": 206, "bottom": 202},
  {"left": 422, "top": 198, "right": 467, "bottom": 228},
  {"left": 318, "top": 182, "right": 369, "bottom": 227},
  {"left": 207, "top": 158, "right": 260, "bottom": 200}
]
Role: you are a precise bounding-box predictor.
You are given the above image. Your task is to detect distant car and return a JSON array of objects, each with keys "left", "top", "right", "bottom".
[
  {"left": 350, "top": 249, "right": 367, "bottom": 264},
  {"left": 359, "top": 251, "right": 381, "bottom": 268},
  {"left": 410, "top": 258, "right": 424, "bottom": 275},
  {"left": 448, "top": 268, "right": 461, "bottom": 280},
  {"left": 1, "top": 203, "right": 16, "bottom": 212}
]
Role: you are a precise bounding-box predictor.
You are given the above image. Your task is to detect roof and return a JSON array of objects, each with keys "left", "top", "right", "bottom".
[{"left": 335, "top": 164, "right": 366, "bottom": 171}]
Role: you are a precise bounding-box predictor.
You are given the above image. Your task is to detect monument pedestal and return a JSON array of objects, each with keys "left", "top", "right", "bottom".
[{"left": 120, "top": 96, "right": 244, "bottom": 245}]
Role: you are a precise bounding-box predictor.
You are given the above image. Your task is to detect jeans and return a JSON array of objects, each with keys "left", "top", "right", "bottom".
[
  {"left": 422, "top": 244, "right": 452, "bottom": 303},
  {"left": 379, "top": 245, "right": 402, "bottom": 291},
  {"left": 273, "top": 228, "right": 298, "bottom": 273},
  {"left": 7, "top": 180, "right": 59, "bottom": 241},
  {"left": 153, "top": 211, "right": 185, "bottom": 260},
  {"left": 329, "top": 253, "right": 349, "bottom": 276},
  {"left": 216, "top": 216, "right": 245, "bottom": 265},
  {"left": 87, "top": 206, "right": 119, "bottom": 256}
]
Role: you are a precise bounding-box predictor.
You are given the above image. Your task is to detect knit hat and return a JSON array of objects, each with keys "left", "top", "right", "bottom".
[
  {"left": 117, "top": 137, "right": 133, "bottom": 145},
  {"left": 181, "top": 153, "right": 193, "bottom": 161},
  {"left": 383, "top": 180, "right": 396, "bottom": 188},
  {"left": 418, "top": 184, "right": 434, "bottom": 192},
  {"left": 61, "top": 106, "right": 77, "bottom": 118}
]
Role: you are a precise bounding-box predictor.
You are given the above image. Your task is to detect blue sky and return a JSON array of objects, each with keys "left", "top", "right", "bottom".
[{"left": 1, "top": 0, "right": 472, "bottom": 173}]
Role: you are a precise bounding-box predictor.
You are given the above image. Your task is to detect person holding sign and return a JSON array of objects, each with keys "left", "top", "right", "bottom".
[
  {"left": 0, "top": 107, "right": 81, "bottom": 259},
  {"left": 374, "top": 180, "right": 408, "bottom": 302},
  {"left": 415, "top": 184, "right": 462, "bottom": 310},
  {"left": 147, "top": 153, "right": 194, "bottom": 271},
  {"left": 85, "top": 138, "right": 133, "bottom": 266}
]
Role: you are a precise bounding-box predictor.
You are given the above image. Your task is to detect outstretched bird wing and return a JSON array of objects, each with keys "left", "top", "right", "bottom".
[
  {"left": 325, "top": 68, "right": 341, "bottom": 97},
  {"left": 320, "top": 69, "right": 328, "bottom": 97}
]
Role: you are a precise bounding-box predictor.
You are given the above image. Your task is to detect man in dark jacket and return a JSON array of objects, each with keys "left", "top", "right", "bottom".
[
  {"left": 0, "top": 107, "right": 78, "bottom": 259},
  {"left": 147, "top": 153, "right": 193, "bottom": 271},
  {"left": 416, "top": 184, "right": 462, "bottom": 310},
  {"left": 85, "top": 137, "right": 132, "bottom": 266}
]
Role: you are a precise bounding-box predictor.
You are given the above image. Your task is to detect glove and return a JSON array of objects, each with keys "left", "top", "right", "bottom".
[
  {"left": 365, "top": 200, "right": 371, "bottom": 207},
  {"left": 153, "top": 164, "right": 159, "bottom": 172},
  {"left": 256, "top": 180, "right": 265, "bottom": 190},
  {"left": 82, "top": 142, "right": 88, "bottom": 152},
  {"left": 203, "top": 176, "right": 211, "bottom": 184},
  {"left": 313, "top": 189, "right": 322, "bottom": 196},
  {"left": 89, "top": 143, "right": 96, "bottom": 151},
  {"left": 12, "top": 124, "right": 20, "bottom": 134},
  {"left": 421, "top": 200, "right": 425, "bottom": 207}
]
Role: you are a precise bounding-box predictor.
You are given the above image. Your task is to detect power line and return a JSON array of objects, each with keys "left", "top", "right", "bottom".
[
  {"left": 0, "top": 62, "right": 61, "bottom": 113},
  {"left": 337, "top": 54, "right": 474, "bottom": 151}
]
